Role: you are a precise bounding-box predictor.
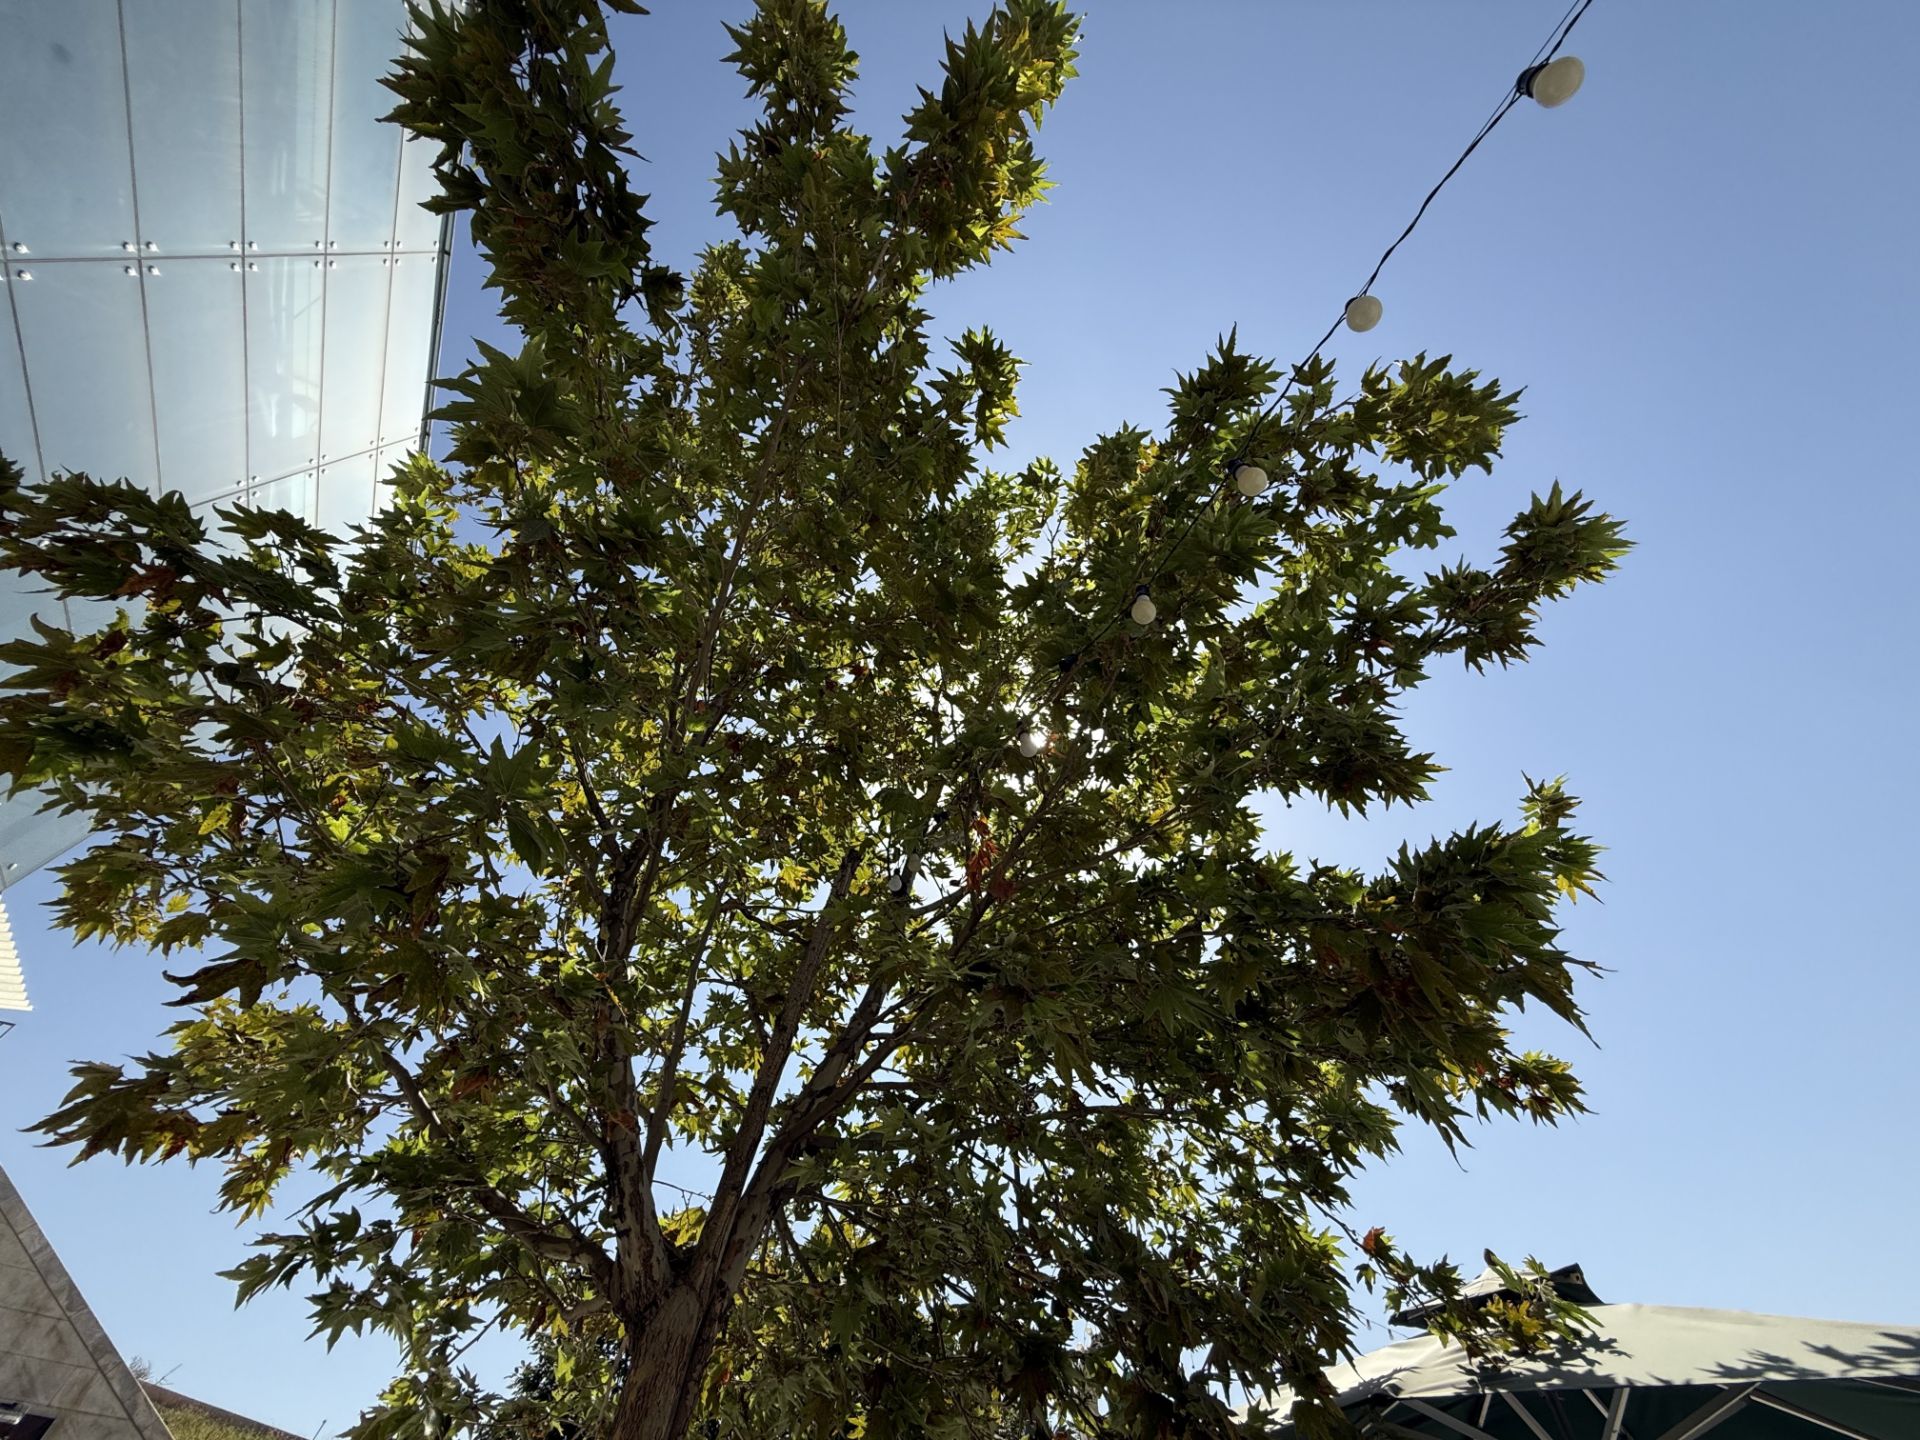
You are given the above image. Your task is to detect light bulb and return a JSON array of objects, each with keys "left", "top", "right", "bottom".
[
  {"left": 1017, "top": 725, "right": 1047, "bottom": 758},
  {"left": 1233, "top": 463, "right": 1269, "bottom": 497},
  {"left": 1344, "top": 295, "right": 1382, "bottom": 333},
  {"left": 886, "top": 868, "right": 909, "bottom": 897},
  {"left": 1130, "top": 590, "right": 1158, "bottom": 626},
  {"left": 1521, "top": 55, "right": 1584, "bottom": 108}
]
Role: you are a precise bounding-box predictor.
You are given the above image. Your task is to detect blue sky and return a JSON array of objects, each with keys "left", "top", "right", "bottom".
[{"left": 3, "top": 1, "right": 1917, "bottom": 1431}]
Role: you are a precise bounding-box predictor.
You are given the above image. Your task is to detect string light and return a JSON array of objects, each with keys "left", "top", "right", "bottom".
[
  {"left": 893, "top": 0, "right": 1601, "bottom": 883},
  {"left": 886, "top": 866, "right": 912, "bottom": 898},
  {"left": 1519, "top": 55, "right": 1585, "bottom": 108},
  {"left": 1007, "top": 0, "right": 1597, "bottom": 737}
]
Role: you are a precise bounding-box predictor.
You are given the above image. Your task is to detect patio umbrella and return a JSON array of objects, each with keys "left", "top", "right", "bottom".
[{"left": 1262, "top": 1269, "right": 1920, "bottom": 1439}]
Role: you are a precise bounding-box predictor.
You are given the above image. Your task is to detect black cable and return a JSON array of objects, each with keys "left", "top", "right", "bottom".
[
  {"left": 983, "top": 1, "right": 1602, "bottom": 794},
  {"left": 1540, "top": 0, "right": 1597, "bottom": 67},
  {"left": 1351, "top": 88, "right": 1523, "bottom": 305},
  {"left": 1529, "top": 0, "right": 1586, "bottom": 71},
  {"left": 1243, "top": 0, "right": 1597, "bottom": 453}
]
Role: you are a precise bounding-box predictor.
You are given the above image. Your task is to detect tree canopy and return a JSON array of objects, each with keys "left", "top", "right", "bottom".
[{"left": 0, "top": 1, "right": 1626, "bottom": 1437}]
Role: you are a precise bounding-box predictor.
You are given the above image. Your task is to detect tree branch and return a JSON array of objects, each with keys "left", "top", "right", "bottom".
[
  {"left": 700, "top": 847, "right": 862, "bottom": 1265},
  {"left": 364, "top": 1029, "right": 617, "bottom": 1294},
  {"left": 642, "top": 885, "right": 730, "bottom": 1179}
]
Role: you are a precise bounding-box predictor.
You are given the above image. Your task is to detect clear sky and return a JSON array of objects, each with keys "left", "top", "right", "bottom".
[{"left": 3, "top": 2, "right": 1917, "bottom": 1432}]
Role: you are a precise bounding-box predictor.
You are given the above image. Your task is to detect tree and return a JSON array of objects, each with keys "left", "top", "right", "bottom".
[
  {"left": 0, "top": 1, "right": 1628, "bottom": 1437},
  {"left": 475, "top": 1331, "right": 627, "bottom": 1440}
]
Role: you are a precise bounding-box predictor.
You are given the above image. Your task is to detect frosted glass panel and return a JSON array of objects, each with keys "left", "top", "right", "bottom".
[
  {"left": 241, "top": 0, "right": 334, "bottom": 253},
  {"left": 0, "top": 572, "right": 56, "bottom": 641},
  {"left": 0, "top": 799, "right": 91, "bottom": 890},
  {"left": 320, "top": 254, "right": 391, "bottom": 461},
  {"left": 317, "top": 451, "right": 375, "bottom": 535},
  {"left": 330, "top": 3, "right": 409, "bottom": 250},
  {"left": 123, "top": 0, "right": 243, "bottom": 254},
  {"left": 10, "top": 265, "right": 156, "bottom": 487},
  {"left": 395, "top": 134, "right": 445, "bottom": 256},
  {"left": 145, "top": 259, "right": 247, "bottom": 501},
  {"left": 253, "top": 468, "right": 317, "bottom": 523},
  {"left": 0, "top": 0, "right": 135, "bottom": 258},
  {"left": 0, "top": 293, "right": 36, "bottom": 482},
  {"left": 373, "top": 441, "right": 412, "bottom": 513},
  {"left": 246, "top": 258, "right": 325, "bottom": 482},
  {"left": 379, "top": 256, "right": 438, "bottom": 448}
]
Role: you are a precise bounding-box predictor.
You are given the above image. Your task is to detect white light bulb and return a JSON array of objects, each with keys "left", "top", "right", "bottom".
[
  {"left": 1345, "top": 295, "right": 1382, "bottom": 333},
  {"left": 1017, "top": 725, "right": 1046, "bottom": 758},
  {"left": 886, "top": 869, "right": 909, "bottom": 896},
  {"left": 1130, "top": 591, "right": 1158, "bottom": 626},
  {"left": 1233, "top": 463, "right": 1269, "bottom": 497},
  {"left": 1523, "top": 55, "right": 1584, "bottom": 108}
]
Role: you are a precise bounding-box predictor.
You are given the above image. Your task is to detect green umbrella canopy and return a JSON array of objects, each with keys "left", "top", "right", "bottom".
[{"left": 1261, "top": 1273, "right": 1920, "bottom": 1440}]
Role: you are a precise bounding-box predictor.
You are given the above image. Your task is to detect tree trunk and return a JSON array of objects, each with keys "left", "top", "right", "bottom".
[{"left": 610, "top": 1284, "right": 720, "bottom": 1440}]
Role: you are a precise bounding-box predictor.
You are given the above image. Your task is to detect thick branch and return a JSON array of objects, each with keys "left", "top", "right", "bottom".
[
  {"left": 369, "top": 1036, "right": 617, "bottom": 1293},
  {"left": 642, "top": 886, "right": 730, "bottom": 1178},
  {"left": 700, "top": 847, "right": 862, "bottom": 1264}
]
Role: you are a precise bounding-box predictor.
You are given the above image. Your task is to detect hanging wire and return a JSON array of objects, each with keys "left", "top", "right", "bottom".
[
  {"left": 1255, "top": 0, "right": 1597, "bottom": 438},
  {"left": 897, "top": 1, "right": 1603, "bottom": 882},
  {"left": 1020, "top": 0, "right": 1605, "bottom": 717},
  {"left": 1528, "top": 0, "right": 1588, "bottom": 70}
]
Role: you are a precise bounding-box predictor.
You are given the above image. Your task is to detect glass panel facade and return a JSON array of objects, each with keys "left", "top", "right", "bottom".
[
  {"left": 317, "top": 451, "right": 376, "bottom": 536},
  {"left": 380, "top": 254, "right": 438, "bottom": 449},
  {"left": 330, "top": 5, "right": 409, "bottom": 250},
  {"left": 245, "top": 257, "right": 325, "bottom": 483},
  {"left": 321, "top": 254, "right": 392, "bottom": 462},
  {"left": 395, "top": 135, "right": 446, "bottom": 256},
  {"left": 8, "top": 264, "right": 156, "bottom": 487},
  {"left": 0, "top": 286, "right": 36, "bottom": 481},
  {"left": 0, "top": 571, "right": 55, "bottom": 647},
  {"left": 145, "top": 259, "right": 248, "bottom": 501},
  {"left": 0, "top": 0, "right": 448, "bottom": 890},
  {"left": 0, "top": 803, "right": 91, "bottom": 898},
  {"left": 123, "top": 0, "right": 243, "bottom": 254},
  {"left": 240, "top": 0, "right": 334, "bottom": 254},
  {"left": 253, "top": 468, "right": 318, "bottom": 525},
  {"left": 0, "top": 0, "right": 136, "bottom": 259},
  {"left": 374, "top": 440, "right": 415, "bottom": 512}
]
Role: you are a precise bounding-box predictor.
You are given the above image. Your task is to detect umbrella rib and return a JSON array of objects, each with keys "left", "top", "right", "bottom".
[
  {"left": 1749, "top": 1391, "right": 1884, "bottom": 1440},
  {"left": 1397, "top": 1398, "right": 1502, "bottom": 1440},
  {"left": 1855, "top": 1377, "right": 1920, "bottom": 1396},
  {"left": 1600, "top": 1387, "right": 1631, "bottom": 1440},
  {"left": 1500, "top": 1393, "right": 1557, "bottom": 1440},
  {"left": 1654, "top": 1383, "right": 1758, "bottom": 1440}
]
